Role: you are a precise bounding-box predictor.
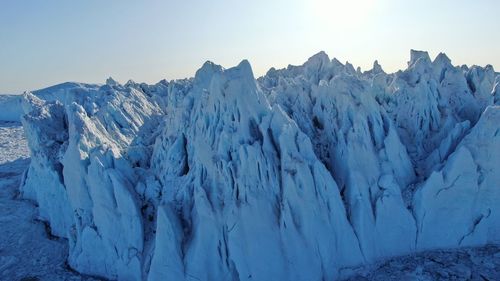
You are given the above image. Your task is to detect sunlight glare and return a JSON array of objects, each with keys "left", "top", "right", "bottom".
[{"left": 308, "top": 0, "right": 375, "bottom": 28}]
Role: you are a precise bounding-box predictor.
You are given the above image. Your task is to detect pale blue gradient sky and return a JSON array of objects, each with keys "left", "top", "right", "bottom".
[{"left": 0, "top": 0, "right": 499, "bottom": 93}]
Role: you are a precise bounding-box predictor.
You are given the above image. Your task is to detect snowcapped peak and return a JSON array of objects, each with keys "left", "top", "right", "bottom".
[
  {"left": 409, "top": 49, "right": 431, "bottom": 66},
  {"left": 194, "top": 61, "right": 224, "bottom": 85},
  {"left": 434, "top": 52, "right": 451, "bottom": 66},
  {"left": 106, "top": 77, "right": 120, "bottom": 87},
  {"left": 232, "top": 59, "right": 255, "bottom": 79},
  {"left": 204, "top": 59, "right": 256, "bottom": 84},
  {"left": 125, "top": 79, "right": 137, "bottom": 87},
  {"left": 345, "top": 61, "right": 356, "bottom": 74},
  {"left": 372, "top": 60, "right": 384, "bottom": 74},
  {"left": 331, "top": 57, "right": 344, "bottom": 68},
  {"left": 304, "top": 51, "right": 330, "bottom": 69},
  {"left": 432, "top": 53, "right": 453, "bottom": 78},
  {"left": 264, "top": 67, "right": 278, "bottom": 77}
]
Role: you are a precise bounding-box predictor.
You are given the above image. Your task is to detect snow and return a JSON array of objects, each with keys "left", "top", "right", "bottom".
[
  {"left": 0, "top": 121, "right": 29, "bottom": 162},
  {"left": 10, "top": 50, "right": 500, "bottom": 280},
  {"left": 0, "top": 82, "right": 103, "bottom": 123}
]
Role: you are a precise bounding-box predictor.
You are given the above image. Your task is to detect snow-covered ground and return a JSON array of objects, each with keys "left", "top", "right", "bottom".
[{"left": 0, "top": 121, "right": 100, "bottom": 281}]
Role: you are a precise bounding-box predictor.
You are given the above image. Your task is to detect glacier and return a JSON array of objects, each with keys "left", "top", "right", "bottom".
[{"left": 15, "top": 50, "right": 500, "bottom": 280}]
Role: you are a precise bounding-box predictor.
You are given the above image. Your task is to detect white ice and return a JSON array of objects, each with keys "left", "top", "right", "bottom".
[{"left": 6, "top": 50, "right": 500, "bottom": 280}]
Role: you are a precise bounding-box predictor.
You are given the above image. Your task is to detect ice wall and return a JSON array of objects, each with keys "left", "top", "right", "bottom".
[{"left": 20, "top": 51, "right": 500, "bottom": 280}]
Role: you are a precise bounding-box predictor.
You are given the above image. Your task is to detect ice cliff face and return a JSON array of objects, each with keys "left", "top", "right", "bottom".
[
  {"left": 413, "top": 106, "right": 500, "bottom": 249},
  {"left": 21, "top": 81, "right": 165, "bottom": 280},
  {"left": 147, "top": 61, "right": 362, "bottom": 280},
  {"left": 260, "top": 52, "right": 417, "bottom": 261},
  {"left": 19, "top": 51, "right": 500, "bottom": 280}
]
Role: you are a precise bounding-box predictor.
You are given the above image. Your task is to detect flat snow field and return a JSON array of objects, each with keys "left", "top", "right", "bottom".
[
  {"left": 0, "top": 121, "right": 499, "bottom": 281},
  {"left": 0, "top": 121, "right": 101, "bottom": 281}
]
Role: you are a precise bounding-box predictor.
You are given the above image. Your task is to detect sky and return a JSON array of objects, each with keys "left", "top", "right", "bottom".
[{"left": 0, "top": 0, "right": 499, "bottom": 93}]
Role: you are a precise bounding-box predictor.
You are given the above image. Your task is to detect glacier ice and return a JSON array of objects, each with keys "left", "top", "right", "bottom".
[
  {"left": 17, "top": 50, "right": 500, "bottom": 280},
  {"left": 0, "top": 82, "right": 104, "bottom": 122}
]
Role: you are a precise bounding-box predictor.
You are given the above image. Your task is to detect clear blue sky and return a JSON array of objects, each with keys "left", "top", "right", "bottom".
[{"left": 1, "top": 0, "right": 499, "bottom": 93}]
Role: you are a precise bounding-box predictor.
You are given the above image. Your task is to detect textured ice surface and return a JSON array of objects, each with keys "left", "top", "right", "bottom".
[
  {"left": 0, "top": 82, "right": 103, "bottom": 122},
  {"left": 16, "top": 51, "right": 500, "bottom": 280},
  {"left": 0, "top": 121, "right": 100, "bottom": 281}
]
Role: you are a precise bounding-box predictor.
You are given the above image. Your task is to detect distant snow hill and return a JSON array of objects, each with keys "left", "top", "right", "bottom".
[
  {"left": 0, "top": 82, "right": 102, "bottom": 122},
  {"left": 0, "top": 95, "right": 22, "bottom": 122},
  {"left": 17, "top": 50, "right": 500, "bottom": 281}
]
